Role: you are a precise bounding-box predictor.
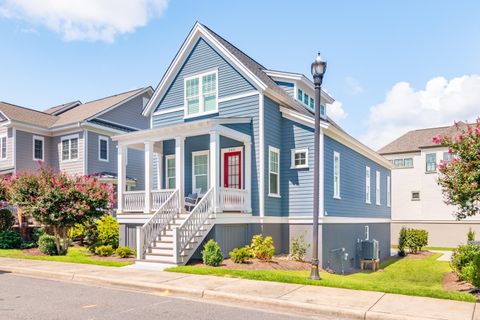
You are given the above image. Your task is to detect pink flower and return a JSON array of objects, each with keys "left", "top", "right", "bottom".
[
  {"left": 472, "top": 182, "right": 478, "bottom": 188},
  {"left": 432, "top": 136, "right": 442, "bottom": 144}
]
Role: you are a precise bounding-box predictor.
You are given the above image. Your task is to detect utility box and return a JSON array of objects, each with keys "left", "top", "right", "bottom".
[{"left": 360, "top": 239, "right": 379, "bottom": 260}]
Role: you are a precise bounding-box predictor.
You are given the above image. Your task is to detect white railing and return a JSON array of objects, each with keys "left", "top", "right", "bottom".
[
  {"left": 152, "top": 189, "right": 175, "bottom": 210},
  {"left": 174, "top": 187, "right": 215, "bottom": 263},
  {"left": 138, "top": 189, "right": 179, "bottom": 259},
  {"left": 124, "top": 191, "right": 145, "bottom": 212},
  {"left": 218, "top": 187, "right": 249, "bottom": 212}
]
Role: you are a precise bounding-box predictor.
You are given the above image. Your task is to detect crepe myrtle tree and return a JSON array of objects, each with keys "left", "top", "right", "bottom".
[
  {"left": 4, "top": 165, "right": 114, "bottom": 254},
  {"left": 433, "top": 119, "right": 480, "bottom": 220}
]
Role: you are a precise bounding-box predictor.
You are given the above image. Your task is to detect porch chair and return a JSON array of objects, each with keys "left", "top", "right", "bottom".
[{"left": 185, "top": 188, "right": 202, "bottom": 212}]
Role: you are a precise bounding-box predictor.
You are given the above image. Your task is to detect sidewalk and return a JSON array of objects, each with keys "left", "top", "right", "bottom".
[{"left": 0, "top": 258, "right": 477, "bottom": 320}]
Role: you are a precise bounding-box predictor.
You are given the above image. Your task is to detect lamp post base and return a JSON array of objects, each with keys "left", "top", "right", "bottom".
[{"left": 309, "top": 259, "right": 321, "bottom": 280}]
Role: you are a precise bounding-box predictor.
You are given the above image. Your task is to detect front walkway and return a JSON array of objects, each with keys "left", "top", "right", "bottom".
[{"left": 0, "top": 257, "right": 476, "bottom": 320}]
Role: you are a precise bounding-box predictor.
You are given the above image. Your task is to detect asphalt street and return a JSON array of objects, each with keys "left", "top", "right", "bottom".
[{"left": 0, "top": 272, "right": 311, "bottom": 320}]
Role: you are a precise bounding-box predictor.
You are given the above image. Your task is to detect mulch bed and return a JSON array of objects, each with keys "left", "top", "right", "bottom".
[
  {"left": 443, "top": 272, "right": 474, "bottom": 293},
  {"left": 190, "top": 256, "right": 314, "bottom": 271},
  {"left": 19, "top": 247, "right": 135, "bottom": 263},
  {"left": 403, "top": 251, "right": 433, "bottom": 259},
  {"left": 21, "top": 248, "right": 46, "bottom": 256}
]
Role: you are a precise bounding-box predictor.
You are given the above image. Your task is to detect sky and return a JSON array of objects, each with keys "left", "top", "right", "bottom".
[{"left": 0, "top": 0, "right": 479, "bottom": 149}]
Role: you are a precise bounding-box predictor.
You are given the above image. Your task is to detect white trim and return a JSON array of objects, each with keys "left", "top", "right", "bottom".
[
  {"left": 217, "top": 90, "right": 259, "bottom": 103},
  {"left": 32, "top": 135, "right": 44, "bottom": 161},
  {"left": 12, "top": 128, "right": 16, "bottom": 173},
  {"left": 94, "top": 118, "right": 142, "bottom": 131},
  {"left": 375, "top": 170, "right": 381, "bottom": 206},
  {"left": 221, "top": 146, "right": 244, "bottom": 188},
  {"left": 98, "top": 135, "right": 109, "bottom": 162},
  {"left": 152, "top": 106, "right": 184, "bottom": 116},
  {"left": 290, "top": 148, "right": 309, "bottom": 169},
  {"left": 165, "top": 154, "right": 176, "bottom": 189},
  {"left": 83, "top": 129, "right": 88, "bottom": 175},
  {"left": 268, "top": 146, "right": 280, "bottom": 198},
  {"left": 192, "top": 150, "right": 210, "bottom": 195},
  {"left": 387, "top": 175, "right": 391, "bottom": 208},
  {"left": 365, "top": 225, "right": 370, "bottom": 240},
  {"left": 184, "top": 69, "right": 219, "bottom": 119},
  {"left": 320, "top": 127, "right": 324, "bottom": 217},
  {"left": 0, "top": 134, "right": 7, "bottom": 160},
  {"left": 365, "top": 166, "right": 371, "bottom": 204},
  {"left": 60, "top": 134, "right": 80, "bottom": 162},
  {"left": 259, "top": 94, "right": 265, "bottom": 216},
  {"left": 333, "top": 151, "right": 341, "bottom": 199}
]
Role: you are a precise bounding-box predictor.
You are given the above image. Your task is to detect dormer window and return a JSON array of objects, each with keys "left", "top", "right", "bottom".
[
  {"left": 303, "top": 93, "right": 309, "bottom": 105},
  {"left": 310, "top": 97, "right": 314, "bottom": 109},
  {"left": 184, "top": 70, "right": 218, "bottom": 118},
  {"left": 297, "top": 89, "right": 303, "bottom": 101}
]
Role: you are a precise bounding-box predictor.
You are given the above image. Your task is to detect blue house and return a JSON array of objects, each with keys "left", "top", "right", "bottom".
[{"left": 113, "top": 22, "right": 392, "bottom": 272}]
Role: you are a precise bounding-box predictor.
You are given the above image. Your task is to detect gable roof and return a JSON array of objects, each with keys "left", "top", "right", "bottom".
[
  {"left": 0, "top": 101, "right": 58, "bottom": 128},
  {"left": 44, "top": 101, "right": 82, "bottom": 115},
  {"left": 378, "top": 122, "right": 467, "bottom": 155}
]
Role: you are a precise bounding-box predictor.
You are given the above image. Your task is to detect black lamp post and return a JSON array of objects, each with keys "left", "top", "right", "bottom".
[{"left": 310, "top": 52, "right": 327, "bottom": 280}]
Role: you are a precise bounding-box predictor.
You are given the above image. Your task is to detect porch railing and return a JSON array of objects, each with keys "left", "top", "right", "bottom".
[
  {"left": 218, "top": 187, "right": 249, "bottom": 212},
  {"left": 123, "top": 191, "right": 145, "bottom": 212},
  {"left": 152, "top": 189, "right": 175, "bottom": 210}
]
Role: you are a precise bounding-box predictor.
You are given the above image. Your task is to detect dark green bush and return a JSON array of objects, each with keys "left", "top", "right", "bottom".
[
  {"left": 229, "top": 246, "right": 252, "bottom": 264},
  {"left": 115, "top": 246, "right": 135, "bottom": 258},
  {"left": 201, "top": 239, "right": 223, "bottom": 266},
  {"left": 0, "top": 209, "right": 15, "bottom": 232},
  {"left": 251, "top": 234, "right": 275, "bottom": 261},
  {"left": 398, "top": 227, "right": 408, "bottom": 257},
  {"left": 0, "top": 230, "right": 22, "bottom": 249},
  {"left": 95, "top": 245, "right": 114, "bottom": 256},
  {"left": 451, "top": 244, "right": 480, "bottom": 280},
  {"left": 406, "top": 228, "right": 428, "bottom": 253},
  {"left": 96, "top": 215, "right": 119, "bottom": 249},
  {"left": 38, "top": 234, "right": 58, "bottom": 255},
  {"left": 31, "top": 227, "right": 45, "bottom": 244},
  {"left": 468, "top": 228, "right": 476, "bottom": 242}
]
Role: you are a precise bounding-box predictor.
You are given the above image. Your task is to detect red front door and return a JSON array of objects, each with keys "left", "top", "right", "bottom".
[{"left": 223, "top": 151, "right": 242, "bottom": 189}]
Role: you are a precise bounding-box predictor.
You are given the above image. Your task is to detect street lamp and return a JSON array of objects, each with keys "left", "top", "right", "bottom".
[{"left": 310, "top": 52, "right": 327, "bottom": 280}]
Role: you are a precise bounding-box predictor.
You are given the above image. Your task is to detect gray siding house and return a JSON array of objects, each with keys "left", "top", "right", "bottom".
[
  {"left": 0, "top": 87, "right": 153, "bottom": 191},
  {"left": 114, "top": 22, "right": 393, "bottom": 273}
]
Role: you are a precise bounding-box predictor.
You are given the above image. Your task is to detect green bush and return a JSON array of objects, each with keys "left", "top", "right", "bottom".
[
  {"left": 398, "top": 227, "right": 408, "bottom": 257},
  {"left": 0, "top": 209, "right": 15, "bottom": 232},
  {"left": 251, "top": 234, "right": 275, "bottom": 261},
  {"left": 289, "top": 232, "right": 310, "bottom": 261},
  {"left": 95, "top": 245, "right": 114, "bottom": 256},
  {"left": 38, "top": 234, "right": 58, "bottom": 255},
  {"left": 69, "top": 223, "right": 85, "bottom": 242},
  {"left": 96, "top": 215, "right": 119, "bottom": 249},
  {"left": 406, "top": 228, "right": 428, "bottom": 253},
  {"left": 201, "top": 239, "right": 223, "bottom": 266},
  {"left": 468, "top": 228, "right": 476, "bottom": 242},
  {"left": 31, "top": 227, "right": 45, "bottom": 244},
  {"left": 0, "top": 230, "right": 22, "bottom": 249},
  {"left": 115, "top": 246, "right": 135, "bottom": 258},
  {"left": 229, "top": 246, "right": 252, "bottom": 264}
]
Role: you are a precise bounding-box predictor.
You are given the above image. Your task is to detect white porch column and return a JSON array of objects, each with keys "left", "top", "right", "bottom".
[
  {"left": 117, "top": 144, "right": 126, "bottom": 214},
  {"left": 209, "top": 131, "right": 220, "bottom": 212},
  {"left": 157, "top": 142, "right": 164, "bottom": 190},
  {"left": 244, "top": 141, "right": 252, "bottom": 212},
  {"left": 144, "top": 141, "right": 154, "bottom": 213},
  {"left": 175, "top": 136, "right": 185, "bottom": 210}
]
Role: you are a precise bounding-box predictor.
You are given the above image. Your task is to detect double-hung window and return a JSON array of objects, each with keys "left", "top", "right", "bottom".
[
  {"left": 297, "top": 89, "right": 303, "bottom": 101},
  {"left": 309, "top": 97, "right": 314, "bottom": 109},
  {"left": 165, "top": 155, "right": 176, "bottom": 189},
  {"left": 33, "top": 136, "right": 44, "bottom": 161},
  {"left": 425, "top": 153, "right": 436, "bottom": 172},
  {"left": 98, "top": 136, "right": 109, "bottom": 162},
  {"left": 61, "top": 135, "right": 79, "bottom": 161},
  {"left": 0, "top": 135, "right": 7, "bottom": 160},
  {"left": 375, "top": 171, "right": 381, "bottom": 205},
  {"left": 291, "top": 148, "right": 308, "bottom": 169},
  {"left": 192, "top": 151, "right": 209, "bottom": 194},
  {"left": 269, "top": 146, "right": 280, "bottom": 197},
  {"left": 387, "top": 175, "right": 391, "bottom": 207},
  {"left": 443, "top": 151, "right": 454, "bottom": 162},
  {"left": 333, "top": 151, "right": 340, "bottom": 199},
  {"left": 365, "top": 166, "right": 371, "bottom": 204},
  {"left": 184, "top": 70, "right": 218, "bottom": 117}
]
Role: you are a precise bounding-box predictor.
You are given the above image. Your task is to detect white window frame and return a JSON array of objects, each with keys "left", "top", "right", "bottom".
[
  {"left": 165, "top": 155, "right": 176, "bottom": 189},
  {"left": 220, "top": 146, "right": 244, "bottom": 189},
  {"left": 365, "top": 166, "right": 371, "bottom": 204},
  {"left": 268, "top": 146, "right": 280, "bottom": 197},
  {"left": 192, "top": 150, "right": 209, "bottom": 195},
  {"left": 365, "top": 225, "right": 370, "bottom": 240},
  {"left": 333, "top": 151, "right": 341, "bottom": 199},
  {"left": 375, "top": 170, "right": 381, "bottom": 206},
  {"left": 98, "top": 135, "right": 109, "bottom": 162},
  {"left": 291, "top": 148, "right": 309, "bottom": 169},
  {"left": 32, "top": 135, "right": 44, "bottom": 161},
  {"left": 387, "top": 175, "right": 391, "bottom": 207},
  {"left": 61, "top": 134, "right": 79, "bottom": 162},
  {"left": 0, "top": 135, "right": 7, "bottom": 160},
  {"left": 184, "top": 69, "right": 218, "bottom": 119}
]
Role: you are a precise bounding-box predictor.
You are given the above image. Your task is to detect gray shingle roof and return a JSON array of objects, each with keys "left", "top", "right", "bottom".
[{"left": 0, "top": 101, "right": 58, "bottom": 127}]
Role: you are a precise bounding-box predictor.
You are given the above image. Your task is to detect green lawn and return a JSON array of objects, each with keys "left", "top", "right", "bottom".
[
  {"left": 166, "top": 253, "right": 475, "bottom": 302},
  {"left": 0, "top": 247, "right": 133, "bottom": 267},
  {"left": 391, "top": 245, "right": 455, "bottom": 251}
]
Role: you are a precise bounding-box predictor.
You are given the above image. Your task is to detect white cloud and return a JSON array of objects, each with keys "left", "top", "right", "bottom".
[
  {"left": 0, "top": 0, "right": 169, "bottom": 42},
  {"left": 327, "top": 101, "right": 348, "bottom": 122},
  {"left": 362, "top": 75, "right": 480, "bottom": 150},
  {"left": 345, "top": 77, "right": 364, "bottom": 95}
]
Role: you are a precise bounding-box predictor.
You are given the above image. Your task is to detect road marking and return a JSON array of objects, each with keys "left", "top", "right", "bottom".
[{"left": 82, "top": 304, "right": 97, "bottom": 309}]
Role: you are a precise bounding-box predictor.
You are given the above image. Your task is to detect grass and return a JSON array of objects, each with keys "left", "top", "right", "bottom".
[
  {"left": 391, "top": 245, "right": 455, "bottom": 251},
  {"left": 0, "top": 247, "right": 133, "bottom": 267},
  {"left": 166, "top": 253, "right": 475, "bottom": 302}
]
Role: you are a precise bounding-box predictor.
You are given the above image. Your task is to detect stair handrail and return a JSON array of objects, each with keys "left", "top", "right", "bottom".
[
  {"left": 174, "top": 187, "right": 215, "bottom": 261},
  {"left": 139, "top": 189, "right": 179, "bottom": 257}
]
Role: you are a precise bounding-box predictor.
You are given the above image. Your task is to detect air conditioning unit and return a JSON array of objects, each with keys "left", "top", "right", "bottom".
[{"left": 360, "top": 239, "right": 379, "bottom": 260}]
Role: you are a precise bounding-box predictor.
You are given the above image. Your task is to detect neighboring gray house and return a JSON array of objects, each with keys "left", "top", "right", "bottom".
[
  {"left": 114, "top": 22, "right": 392, "bottom": 273},
  {"left": 0, "top": 87, "right": 153, "bottom": 190}
]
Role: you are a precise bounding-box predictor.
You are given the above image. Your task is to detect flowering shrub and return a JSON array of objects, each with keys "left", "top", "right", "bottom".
[
  {"left": 5, "top": 165, "right": 114, "bottom": 254},
  {"left": 433, "top": 120, "right": 480, "bottom": 219}
]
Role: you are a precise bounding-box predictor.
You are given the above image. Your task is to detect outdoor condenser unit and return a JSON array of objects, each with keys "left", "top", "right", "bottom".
[{"left": 360, "top": 239, "right": 379, "bottom": 260}]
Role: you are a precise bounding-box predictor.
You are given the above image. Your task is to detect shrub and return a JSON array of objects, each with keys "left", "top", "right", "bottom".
[
  {"left": 115, "top": 246, "right": 135, "bottom": 258},
  {"left": 30, "top": 227, "right": 45, "bottom": 244},
  {"left": 38, "top": 234, "right": 58, "bottom": 255},
  {"left": 96, "top": 215, "right": 119, "bottom": 249},
  {"left": 451, "top": 244, "right": 480, "bottom": 280},
  {"left": 95, "top": 245, "right": 114, "bottom": 256},
  {"left": 0, "top": 230, "right": 22, "bottom": 249},
  {"left": 229, "top": 246, "right": 252, "bottom": 264},
  {"left": 289, "top": 232, "right": 310, "bottom": 261},
  {"left": 405, "top": 228, "right": 428, "bottom": 253},
  {"left": 468, "top": 228, "right": 476, "bottom": 242},
  {"left": 201, "top": 239, "right": 223, "bottom": 266},
  {"left": 251, "top": 234, "right": 275, "bottom": 261},
  {"left": 398, "top": 227, "right": 408, "bottom": 257},
  {"left": 0, "top": 209, "right": 15, "bottom": 231},
  {"left": 69, "top": 223, "right": 85, "bottom": 242}
]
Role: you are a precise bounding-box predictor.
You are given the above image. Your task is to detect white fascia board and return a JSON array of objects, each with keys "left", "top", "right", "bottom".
[
  {"left": 142, "top": 22, "right": 267, "bottom": 117},
  {"left": 80, "top": 121, "right": 124, "bottom": 136}
]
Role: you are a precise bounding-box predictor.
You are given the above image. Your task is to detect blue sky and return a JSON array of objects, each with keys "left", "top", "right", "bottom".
[{"left": 0, "top": 0, "right": 479, "bottom": 148}]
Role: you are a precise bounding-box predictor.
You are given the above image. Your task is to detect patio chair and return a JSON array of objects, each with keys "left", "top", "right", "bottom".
[{"left": 185, "top": 188, "right": 202, "bottom": 212}]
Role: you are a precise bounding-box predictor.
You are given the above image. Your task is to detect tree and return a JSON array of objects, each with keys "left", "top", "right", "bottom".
[
  {"left": 434, "top": 120, "right": 480, "bottom": 220},
  {"left": 5, "top": 166, "right": 114, "bottom": 254}
]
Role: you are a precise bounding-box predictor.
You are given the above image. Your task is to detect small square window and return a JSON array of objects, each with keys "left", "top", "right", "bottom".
[
  {"left": 411, "top": 191, "right": 420, "bottom": 201},
  {"left": 291, "top": 148, "right": 308, "bottom": 169}
]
